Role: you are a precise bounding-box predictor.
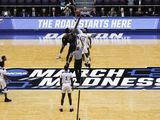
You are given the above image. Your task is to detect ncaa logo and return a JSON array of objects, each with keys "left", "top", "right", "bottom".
[{"left": 7, "top": 69, "right": 28, "bottom": 77}]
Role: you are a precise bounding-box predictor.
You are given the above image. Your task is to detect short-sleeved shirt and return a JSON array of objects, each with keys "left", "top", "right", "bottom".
[
  {"left": 72, "top": 48, "right": 83, "bottom": 60},
  {"left": 0, "top": 67, "right": 6, "bottom": 80},
  {"left": 78, "top": 33, "right": 90, "bottom": 48},
  {"left": 60, "top": 70, "right": 73, "bottom": 84}
]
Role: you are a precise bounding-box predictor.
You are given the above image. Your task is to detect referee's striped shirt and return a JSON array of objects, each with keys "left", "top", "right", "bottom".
[{"left": 72, "top": 48, "right": 83, "bottom": 60}]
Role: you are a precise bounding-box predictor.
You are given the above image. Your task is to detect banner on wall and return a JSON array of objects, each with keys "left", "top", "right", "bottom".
[
  {"left": 0, "top": 17, "right": 160, "bottom": 30},
  {"left": 6, "top": 67, "right": 160, "bottom": 90}
]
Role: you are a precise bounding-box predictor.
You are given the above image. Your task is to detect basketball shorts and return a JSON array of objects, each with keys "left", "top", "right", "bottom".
[
  {"left": 62, "top": 39, "right": 68, "bottom": 46},
  {"left": 62, "top": 83, "right": 72, "bottom": 93},
  {"left": 82, "top": 46, "right": 88, "bottom": 54},
  {"left": 0, "top": 79, "right": 8, "bottom": 93}
]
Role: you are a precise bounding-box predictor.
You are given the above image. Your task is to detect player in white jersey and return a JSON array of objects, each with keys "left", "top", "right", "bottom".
[
  {"left": 77, "top": 28, "right": 92, "bottom": 68},
  {"left": 0, "top": 56, "right": 12, "bottom": 102},
  {"left": 59, "top": 64, "right": 74, "bottom": 112}
]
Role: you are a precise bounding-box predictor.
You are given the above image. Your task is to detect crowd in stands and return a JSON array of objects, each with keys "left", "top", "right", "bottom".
[{"left": 0, "top": 0, "right": 160, "bottom": 17}]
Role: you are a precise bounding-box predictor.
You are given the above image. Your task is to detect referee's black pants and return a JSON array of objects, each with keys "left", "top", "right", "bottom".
[
  {"left": 66, "top": 45, "right": 76, "bottom": 62},
  {"left": 74, "top": 59, "right": 82, "bottom": 84}
]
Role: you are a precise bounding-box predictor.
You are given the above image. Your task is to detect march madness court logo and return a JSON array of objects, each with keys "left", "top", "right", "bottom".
[{"left": 6, "top": 67, "right": 160, "bottom": 90}]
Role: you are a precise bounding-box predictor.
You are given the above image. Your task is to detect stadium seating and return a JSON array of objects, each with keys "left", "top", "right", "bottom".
[
  {"left": 33, "top": 0, "right": 41, "bottom": 5},
  {"left": 42, "top": 0, "right": 50, "bottom": 4},
  {"left": 17, "top": 0, "right": 25, "bottom": 5},
  {"left": 95, "top": 0, "right": 104, "bottom": 5},
  {"left": 0, "top": 0, "right": 9, "bottom": 5},
  {"left": 142, "top": 0, "right": 152, "bottom": 5},
  {"left": 8, "top": 0, "right": 17, "bottom": 5},
  {"left": 0, "top": 0, "right": 160, "bottom": 17},
  {"left": 50, "top": 0, "right": 58, "bottom": 4},
  {"left": 153, "top": 0, "right": 160, "bottom": 5},
  {"left": 111, "top": 0, "right": 120, "bottom": 5},
  {"left": 25, "top": 0, "right": 33, "bottom": 4},
  {"left": 103, "top": 0, "right": 111, "bottom": 5},
  {"left": 119, "top": 0, "right": 126, "bottom": 5}
]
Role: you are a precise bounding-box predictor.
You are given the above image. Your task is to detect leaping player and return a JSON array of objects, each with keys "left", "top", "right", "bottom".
[
  {"left": 56, "top": 28, "right": 71, "bottom": 59},
  {"left": 65, "top": 16, "right": 82, "bottom": 64},
  {"left": 77, "top": 28, "right": 92, "bottom": 68}
]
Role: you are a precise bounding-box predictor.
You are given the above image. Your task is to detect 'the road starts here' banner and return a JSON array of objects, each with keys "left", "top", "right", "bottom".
[{"left": 0, "top": 17, "right": 160, "bottom": 30}]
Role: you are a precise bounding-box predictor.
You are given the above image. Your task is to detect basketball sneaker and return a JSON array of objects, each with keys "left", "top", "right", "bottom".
[
  {"left": 4, "top": 98, "right": 12, "bottom": 102},
  {"left": 70, "top": 108, "right": 74, "bottom": 112},
  {"left": 59, "top": 108, "right": 63, "bottom": 112}
]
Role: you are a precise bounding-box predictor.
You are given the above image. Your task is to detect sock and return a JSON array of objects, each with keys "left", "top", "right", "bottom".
[
  {"left": 60, "top": 105, "right": 63, "bottom": 109},
  {"left": 70, "top": 105, "right": 73, "bottom": 109}
]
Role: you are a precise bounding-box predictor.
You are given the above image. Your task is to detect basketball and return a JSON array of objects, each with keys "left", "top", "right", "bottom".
[{"left": 75, "top": 9, "right": 81, "bottom": 16}]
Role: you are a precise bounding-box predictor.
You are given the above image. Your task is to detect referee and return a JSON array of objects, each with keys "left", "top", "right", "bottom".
[{"left": 67, "top": 45, "right": 83, "bottom": 85}]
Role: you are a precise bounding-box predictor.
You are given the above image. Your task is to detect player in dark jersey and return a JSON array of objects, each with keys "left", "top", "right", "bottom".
[
  {"left": 65, "top": 16, "right": 81, "bottom": 63},
  {"left": 56, "top": 28, "right": 71, "bottom": 59},
  {"left": 66, "top": 32, "right": 77, "bottom": 62}
]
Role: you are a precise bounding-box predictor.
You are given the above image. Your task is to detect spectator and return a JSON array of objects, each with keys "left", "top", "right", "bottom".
[
  {"left": 81, "top": 7, "right": 92, "bottom": 17},
  {"left": 127, "top": 0, "right": 135, "bottom": 5},
  {"left": 26, "top": 8, "right": 32, "bottom": 17},
  {"left": 41, "top": 8, "right": 48, "bottom": 17},
  {"left": 13, "top": 8, "right": 17, "bottom": 17},
  {"left": 108, "top": 8, "right": 117, "bottom": 17},
  {"left": 90, "top": 8, "right": 97, "bottom": 16},
  {"left": 155, "top": 7, "right": 160, "bottom": 16},
  {"left": 95, "top": 7, "right": 101, "bottom": 16},
  {"left": 52, "top": 8, "right": 56, "bottom": 16},
  {"left": 65, "top": 0, "right": 75, "bottom": 5},
  {"left": 101, "top": 8, "right": 105, "bottom": 16},
  {"left": 64, "top": 0, "right": 75, "bottom": 16},
  {"left": 135, "top": 7, "right": 143, "bottom": 16},
  {"left": 64, "top": 5, "right": 72, "bottom": 16},
  {"left": 22, "top": 9, "right": 26, "bottom": 17},
  {"left": 62, "top": 3, "right": 72, "bottom": 16},
  {"left": 127, "top": 8, "right": 134, "bottom": 16},
  {"left": 1, "top": 8, "right": 11, "bottom": 17},
  {"left": 138, "top": 0, "right": 142, "bottom": 5},
  {"left": 32, "top": 8, "right": 36, "bottom": 17},
  {"left": 145, "top": 8, "right": 154, "bottom": 16},
  {"left": 118, "top": 7, "right": 126, "bottom": 17}
]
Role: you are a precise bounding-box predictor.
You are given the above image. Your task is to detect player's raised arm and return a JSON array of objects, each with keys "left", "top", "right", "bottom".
[
  {"left": 77, "top": 28, "right": 83, "bottom": 34},
  {"left": 72, "top": 16, "right": 82, "bottom": 34}
]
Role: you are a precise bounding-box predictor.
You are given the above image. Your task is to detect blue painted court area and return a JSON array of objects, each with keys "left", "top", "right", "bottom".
[{"left": 6, "top": 67, "right": 160, "bottom": 90}]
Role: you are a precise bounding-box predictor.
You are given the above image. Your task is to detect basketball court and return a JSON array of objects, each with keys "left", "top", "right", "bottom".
[{"left": 0, "top": 40, "right": 160, "bottom": 120}]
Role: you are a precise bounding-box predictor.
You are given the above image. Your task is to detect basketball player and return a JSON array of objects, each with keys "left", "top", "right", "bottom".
[
  {"left": 0, "top": 56, "right": 12, "bottom": 102},
  {"left": 67, "top": 40, "right": 84, "bottom": 85},
  {"left": 56, "top": 28, "right": 71, "bottom": 59},
  {"left": 65, "top": 16, "right": 81, "bottom": 63},
  {"left": 59, "top": 65, "right": 74, "bottom": 112},
  {"left": 65, "top": 31, "right": 77, "bottom": 62},
  {"left": 77, "top": 28, "right": 92, "bottom": 68}
]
